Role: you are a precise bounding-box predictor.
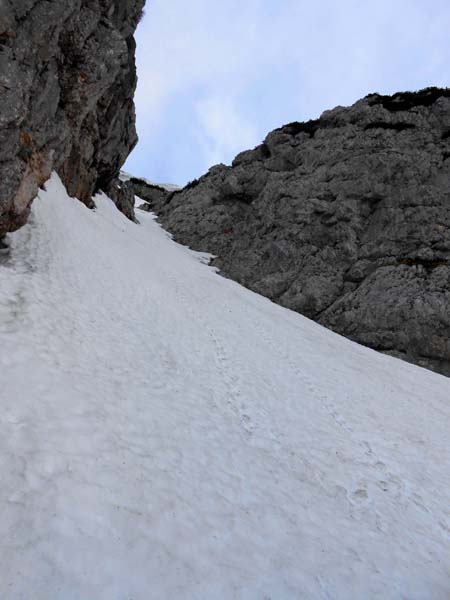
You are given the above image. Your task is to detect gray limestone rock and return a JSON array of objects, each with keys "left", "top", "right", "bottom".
[
  {"left": 149, "top": 88, "right": 450, "bottom": 376},
  {"left": 0, "top": 0, "right": 145, "bottom": 235},
  {"left": 127, "top": 177, "right": 171, "bottom": 213}
]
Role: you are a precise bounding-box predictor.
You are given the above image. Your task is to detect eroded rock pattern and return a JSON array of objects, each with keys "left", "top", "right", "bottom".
[
  {"left": 0, "top": 0, "right": 145, "bottom": 235},
  {"left": 141, "top": 88, "right": 450, "bottom": 376}
]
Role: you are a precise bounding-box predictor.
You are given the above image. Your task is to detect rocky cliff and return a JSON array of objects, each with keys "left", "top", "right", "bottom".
[
  {"left": 136, "top": 88, "right": 450, "bottom": 376},
  {"left": 0, "top": 0, "right": 145, "bottom": 236}
]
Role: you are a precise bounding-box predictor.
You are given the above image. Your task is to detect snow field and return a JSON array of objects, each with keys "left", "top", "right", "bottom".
[{"left": 0, "top": 174, "right": 449, "bottom": 599}]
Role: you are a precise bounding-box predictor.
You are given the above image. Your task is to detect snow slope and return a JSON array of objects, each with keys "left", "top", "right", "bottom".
[{"left": 0, "top": 174, "right": 449, "bottom": 599}]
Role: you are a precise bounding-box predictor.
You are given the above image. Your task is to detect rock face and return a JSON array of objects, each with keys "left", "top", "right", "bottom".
[
  {"left": 0, "top": 0, "right": 145, "bottom": 235},
  {"left": 142, "top": 88, "right": 450, "bottom": 376},
  {"left": 126, "top": 177, "right": 175, "bottom": 211}
]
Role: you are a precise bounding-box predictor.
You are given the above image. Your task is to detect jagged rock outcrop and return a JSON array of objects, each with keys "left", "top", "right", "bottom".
[
  {"left": 139, "top": 88, "right": 450, "bottom": 376},
  {"left": 0, "top": 0, "right": 145, "bottom": 236},
  {"left": 127, "top": 177, "right": 173, "bottom": 211}
]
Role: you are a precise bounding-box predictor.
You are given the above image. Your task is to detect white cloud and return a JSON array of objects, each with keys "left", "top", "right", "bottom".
[
  {"left": 194, "top": 95, "right": 259, "bottom": 167},
  {"left": 127, "top": 0, "right": 450, "bottom": 183}
]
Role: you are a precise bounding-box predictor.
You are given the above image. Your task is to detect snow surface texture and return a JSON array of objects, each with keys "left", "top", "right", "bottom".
[{"left": 0, "top": 174, "right": 449, "bottom": 599}]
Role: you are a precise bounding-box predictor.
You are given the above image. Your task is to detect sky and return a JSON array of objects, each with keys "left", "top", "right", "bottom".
[{"left": 124, "top": 0, "right": 450, "bottom": 186}]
